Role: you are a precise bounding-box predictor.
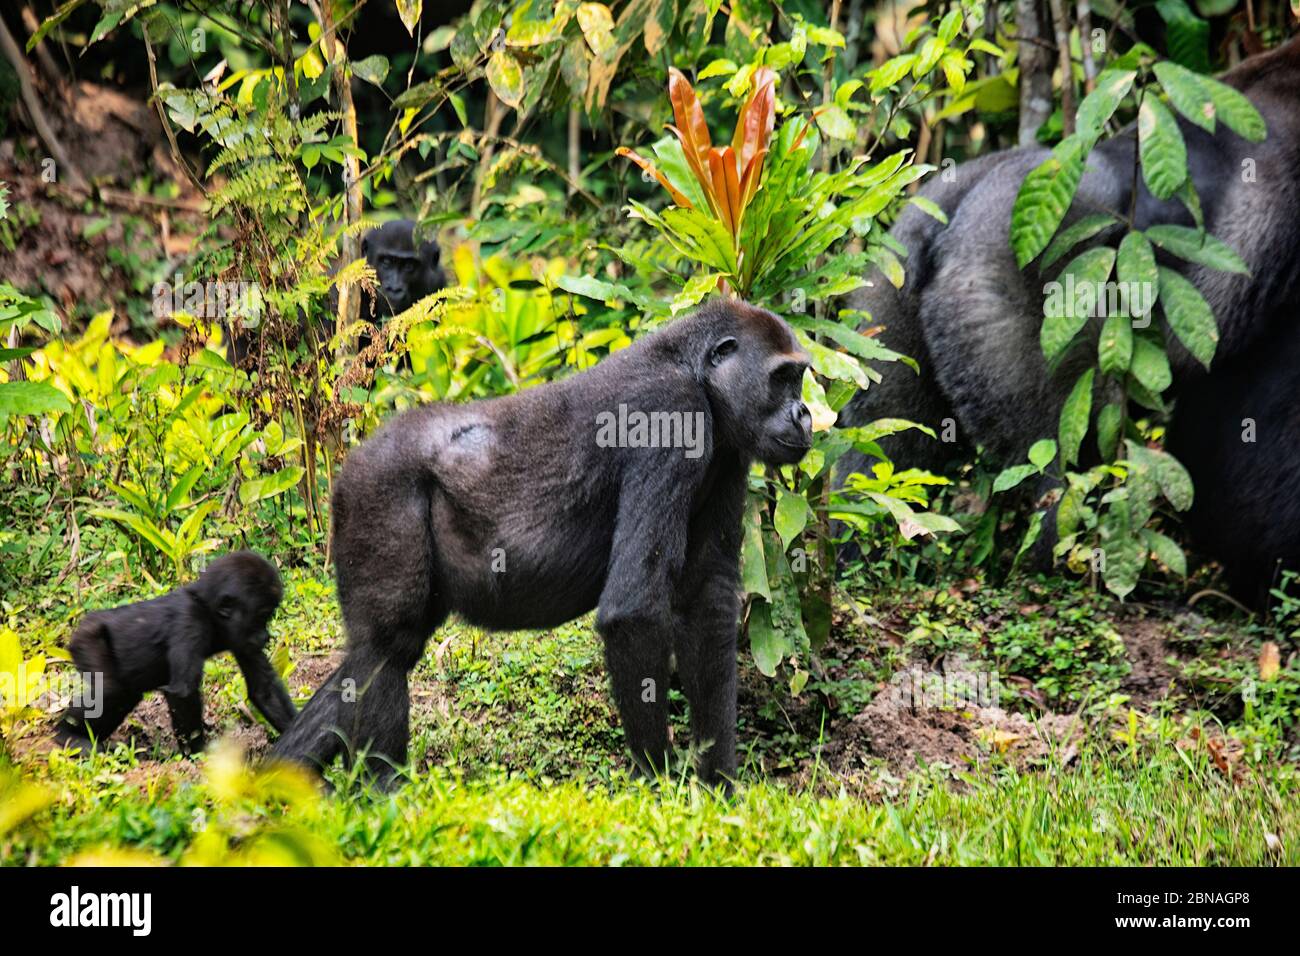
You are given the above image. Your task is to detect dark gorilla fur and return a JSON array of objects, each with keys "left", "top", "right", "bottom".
[
  {"left": 54, "top": 552, "right": 295, "bottom": 754},
  {"left": 838, "top": 38, "right": 1300, "bottom": 596},
  {"left": 226, "top": 218, "right": 446, "bottom": 368},
  {"left": 272, "top": 301, "right": 813, "bottom": 786}
]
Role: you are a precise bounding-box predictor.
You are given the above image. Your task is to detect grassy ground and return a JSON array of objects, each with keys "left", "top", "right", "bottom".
[{"left": 2, "top": 565, "right": 1298, "bottom": 865}]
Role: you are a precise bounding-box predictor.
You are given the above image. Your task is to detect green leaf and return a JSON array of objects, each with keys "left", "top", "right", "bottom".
[
  {"left": 1075, "top": 69, "right": 1136, "bottom": 142},
  {"left": 740, "top": 499, "right": 771, "bottom": 601},
  {"left": 1098, "top": 313, "right": 1133, "bottom": 375},
  {"left": 748, "top": 599, "right": 787, "bottom": 678},
  {"left": 353, "top": 55, "right": 390, "bottom": 87},
  {"left": 1042, "top": 246, "right": 1115, "bottom": 362},
  {"left": 486, "top": 51, "right": 525, "bottom": 109},
  {"left": 576, "top": 2, "right": 616, "bottom": 57},
  {"left": 1011, "top": 136, "right": 1086, "bottom": 268},
  {"left": 1138, "top": 96, "right": 1187, "bottom": 200},
  {"left": 1199, "top": 73, "right": 1266, "bottom": 142},
  {"left": 1152, "top": 61, "right": 1215, "bottom": 132},
  {"left": 1129, "top": 336, "right": 1172, "bottom": 393},
  {"left": 1118, "top": 231, "right": 1159, "bottom": 325},
  {"left": 773, "top": 488, "right": 811, "bottom": 551},
  {"left": 239, "top": 466, "right": 305, "bottom": 506},
  {"left": 815, "top": 105, "right": 857, "bottom": 141},
  {"left": 1158, "top": 266, "right": 1218, "bottom": 368},
  {"left": 993, "top": 464, "right": 1037, "bottom": 494},
  {"left": 0, "top": 381, "right": 70, "bottom": 418},
  {"left": 1042, "top": 214, "right": 1117, "bottom": 269},
  {"left": 1144, "top": 528, "right": 1188, "bottom": 576},
  {"left": 91, "top": 508, "right": 176, "bottom": 558},
  {"left": 1096, "top": 402, "right": 1123, "bottom": 460},
  {"left": 164, "top": 463, "right": 207, "bottom": 514},
  {"left": 1028, "top": 438, "right": 1058, "bottom": 470},
  {"left": 1144, "top": 224, "right": 1249, "bottom": 274},
  {"left": 1058, "top": 368, "right": 1095, "bottom": 468}
]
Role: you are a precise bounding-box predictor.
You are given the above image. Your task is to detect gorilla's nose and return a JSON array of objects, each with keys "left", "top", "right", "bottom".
[{"left": 792, "top": 402, "right": 812, "bottom": 436}]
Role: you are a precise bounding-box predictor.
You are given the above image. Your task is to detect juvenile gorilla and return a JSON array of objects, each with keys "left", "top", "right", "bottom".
[
  {"left": 225, "top": 219, "right": 446, "bottom": 368},
  {"left": 55, "top": 551, "right": 296, "bottom": 754},
  {"left": 837, "top": 39, "right": 1300, "bottom": 595},
  {"left": 273, "top": 301, "right": 813, "bottom": 786}
]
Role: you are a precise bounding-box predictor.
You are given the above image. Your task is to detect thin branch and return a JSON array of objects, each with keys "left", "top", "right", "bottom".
[{"left": 0, "top": 12, "right": 87, "bottom": 191}]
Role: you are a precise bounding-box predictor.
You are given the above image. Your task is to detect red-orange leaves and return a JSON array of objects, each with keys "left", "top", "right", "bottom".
[
  {"left": 620, "top": 64, "right": 778, "bottom": 248},
  {"left": 614, "top": 147, "right": 694, "bottom": 208}
]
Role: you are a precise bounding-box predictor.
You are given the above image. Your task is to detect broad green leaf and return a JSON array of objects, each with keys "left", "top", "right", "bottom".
[
  {"left": 1158, "top": 266, "right": 1218, "bottom": 368},
  {"left": 1144, "top": 528, "right": 1188, "bottom": 576},
  {"left": 164, "top": 462, "right": 207, "bottom": 514},
  {"left": 740, "top": 499, "right": 771, "bottom": 601},
  {"left": 993, "top": 464, "right": 1037, "bottom": 494},
  {"left": 396, "top": 0, "right": 421, "bottom": 35},
  {"left": 486, "top": 51, "right": 524, "bottom": 109},
  {"left": 1098, "top": 313, "right": 1133, "bottom": 374},
  {"left": 773, "top": 488, "right": 811, "bottom": 551},
  {"left": 1152, "top": 61, "right": 1214, "bottom": 132},
  {"left": 1096, "top": 402, "right": 1123, "bottom": 460},
  {"left": 1116, "top": 231, "right": 1159, "bottom": 325},
  {"left": 1199, "top": 72, "right": 1266, "bottom": 142},
  {"left": 1129, "top": 335, "right": 1172, "bottom": 392},
  {"left": 1144, "top": 224, "right": 1249, "bottom": 274},
  {"left": 1058, "top": 368, "right": 1095, "bottom": 468},
  {"left": 1138, "top": 96, "right": 1187, "bottom": 200},
  {"left": 1011, "top": 136, "right": 1086, "bottom": 268},
  {"left": 1042, "top": 213, "right": 1117, "bottom": 269},
  {"left": 0, "top": 381, "right": 71, "bottom": 418},
  {"left": 239, "top": 466, "right": 306, "bottom": 506},
  {"left": 748, "top": 599, "right": 788, "bottom": 677},
  {"left": 1028, "top": 438, "right": 1058, "bottom": 470},
  {"left": 91, "top": 508, "right": 176, "bottom": 558},
  {"left": 1075, "top": 69, "right": 1136, "bottom": 142},
  {"left": 1042, "top": 246, "right": 1115, "bottom": 362},
  {"left": 576, "top": 3, "right": 615, "bottom": 57},
  {"left": 353, "top": 55, "right": 390, "bottom": 86}
]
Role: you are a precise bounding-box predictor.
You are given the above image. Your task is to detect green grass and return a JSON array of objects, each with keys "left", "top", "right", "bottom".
[
  {"left": 3, "top": 566, "right": 1298, "bottom": 866},
  {"left": 4, "top": 730, "right": 1296, "bottom": 865}
]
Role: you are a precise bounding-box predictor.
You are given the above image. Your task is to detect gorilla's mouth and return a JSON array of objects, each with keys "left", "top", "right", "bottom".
[{"left": 775, "top": 436, "right": 812, "bottom": 451}]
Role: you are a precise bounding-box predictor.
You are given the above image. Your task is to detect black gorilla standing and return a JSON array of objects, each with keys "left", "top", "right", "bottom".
[
  {"left": 273, "top": 300, "right": 813, "bottom": 786},
  {"left": 55, "top": 551, "right": 295, "bottom": 754},
  {"left": 837, "top": 38, "right": 1300, "bottom": 597}
]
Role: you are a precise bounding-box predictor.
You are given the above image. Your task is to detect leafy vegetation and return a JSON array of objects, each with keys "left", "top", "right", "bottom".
[{"left": 1, "top": 0, "right": 1297, "bottom": 867}]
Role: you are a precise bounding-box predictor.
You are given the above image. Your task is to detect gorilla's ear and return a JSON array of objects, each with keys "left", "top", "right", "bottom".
[{"left": 709, "top": 336, "right": 739, "bottom": 367}]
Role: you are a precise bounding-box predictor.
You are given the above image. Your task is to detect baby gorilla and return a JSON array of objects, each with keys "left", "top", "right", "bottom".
[{"left": 54, "top": 551, "right": 295, "bottom": 754}]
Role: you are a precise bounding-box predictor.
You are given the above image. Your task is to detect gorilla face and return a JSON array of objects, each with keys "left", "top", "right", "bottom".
[
  {"left": 190, "top": 552, "right": 283, "bottom": 649},
  {"left": 704, "top": 307, "right": 813, "bottom": 466},
  {"left": 361, "top": 220, "right": 447, "bottom": 318}
]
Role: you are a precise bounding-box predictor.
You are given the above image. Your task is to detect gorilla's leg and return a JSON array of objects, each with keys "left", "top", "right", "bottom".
[
  {"left": 602, "top": 622, "right": 671, "bottom": 780},
  {"left": 273, "top": 463, "right": 444, "bottom": 778},
  {"left": 54, "top": 623, "right": 143, "bottom": 749},
  {"left": 674, "top": 568, "right": 740, "bottom": 788}
]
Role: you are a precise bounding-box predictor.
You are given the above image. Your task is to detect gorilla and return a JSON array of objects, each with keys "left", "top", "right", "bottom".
[
  {"left": 54, "top": 552, "right": 295, "bottom": 754},
  {"left": 1167, "top": 311, "right": 1300, "bottom": 604},
  {"left": 225, "top": 218, "right": 446, "bottom": 369},
  {"left": 272, "top": 300, "right": 813, "bottom": 787},
  {"left": 838, "top": 38, "right": 1300, "bottom": 596}
]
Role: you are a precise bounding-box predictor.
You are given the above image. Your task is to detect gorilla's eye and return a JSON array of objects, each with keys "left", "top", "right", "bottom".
[{"left": 770, "top": 363, "right": 804, "bottom": 390}]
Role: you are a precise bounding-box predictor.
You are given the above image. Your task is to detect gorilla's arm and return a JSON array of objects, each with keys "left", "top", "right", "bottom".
[
  {"left": 162, "top": 615, "right": 209, "bottom": 753},
  {"left": 233, "top": 647, "right": 297, "bottom": 733}
]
